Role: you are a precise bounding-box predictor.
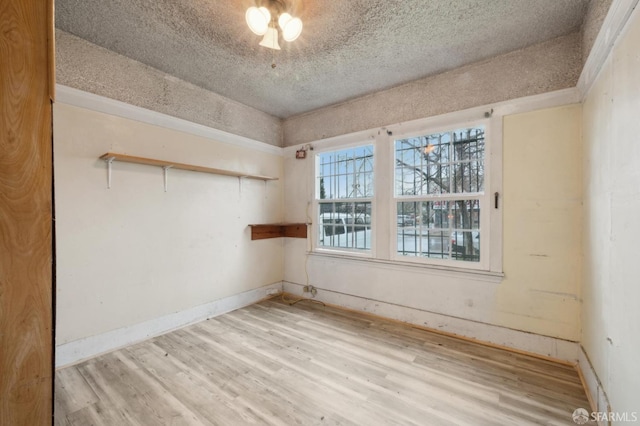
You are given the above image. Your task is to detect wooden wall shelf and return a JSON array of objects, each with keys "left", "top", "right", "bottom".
[
  {"left": 249, "top": 223, "right": 307, "bottom": 240},
  {"left": 99, "top": 152, "right": 278, "bottom": 189}
]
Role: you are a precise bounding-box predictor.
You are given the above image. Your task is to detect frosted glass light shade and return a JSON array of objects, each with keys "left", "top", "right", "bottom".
[
  {"left": 278, "top": 13, "right": 292, "bottom": 30},
  {"left": 278, "top": 13, "right": 302, "bottom": 42},
  {"left": 246, "top": 6, "right": 271, "bottom": 35},
  {"left": 259, "top": 27, "right": 281, "bottom": 50}
]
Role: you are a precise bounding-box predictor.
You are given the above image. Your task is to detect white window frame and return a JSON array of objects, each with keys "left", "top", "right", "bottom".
[
  {"left": 390, "top": 119, "right": 491, "bottom": 271},
  {"left": 312, "top": 141, "right": 375, "bottom": 258},
  {"left": 308, "top": 110, "right": 503, "bottom": 276}
]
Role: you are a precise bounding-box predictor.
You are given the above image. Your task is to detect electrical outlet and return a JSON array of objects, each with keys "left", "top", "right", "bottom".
[{"left": 303, "top": 285, "right": 317, "bottom": 296}]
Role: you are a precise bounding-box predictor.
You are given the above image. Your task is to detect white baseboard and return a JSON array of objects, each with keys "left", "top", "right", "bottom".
[
  {"left": 283, "top": 281, "right": 579, "bottom": 363},
  {"left": 577, "top": 345, "right": 612, "bottom": 423},
  {"left": 55, "top": 282, "right": 283, "bottom": 368}
]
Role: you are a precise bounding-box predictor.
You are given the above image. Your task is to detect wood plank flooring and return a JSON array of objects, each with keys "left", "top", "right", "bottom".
[{"left": 55, "top": 298, "right": 591, "bottom": 425}]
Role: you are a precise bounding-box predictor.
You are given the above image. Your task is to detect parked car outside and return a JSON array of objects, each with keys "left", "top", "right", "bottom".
[
  {"left": 451, "top": 231, "right": 480, "bottom": 259},
  {"left": 397, "top": 215, "right": 415, "bottom": 227}
]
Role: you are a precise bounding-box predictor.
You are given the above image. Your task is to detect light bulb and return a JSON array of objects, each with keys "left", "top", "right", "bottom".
[
  {"left": 278, "top": 12, "right": 292, "bottom": 30},
  {"left": 279, "top": 13, "right": 302, "bottom": 42},
  {"left": 246, "top": 6, "right": 271, "bottom": 36}
]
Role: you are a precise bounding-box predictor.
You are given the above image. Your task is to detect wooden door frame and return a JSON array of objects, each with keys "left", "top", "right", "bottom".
[{"left": 0, "top": 0, "right": 55, "bottom": 424}]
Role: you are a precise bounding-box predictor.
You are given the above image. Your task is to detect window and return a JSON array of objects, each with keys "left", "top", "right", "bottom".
[
  {"left": 316, "top": 145, "right": 373, "bottom": 251},
  {"left": 310, "top": 115, "right": 500, "bottom": 274},
  {"left": 394, "top": 126, "right": 486, "bottom": 265}
]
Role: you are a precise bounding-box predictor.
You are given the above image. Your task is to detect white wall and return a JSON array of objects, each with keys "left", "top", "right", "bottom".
[
  {"left": 283, "top": 102, "right": 583, "bottom": 349},
  {"left": 54, "top": 102, "right": 284, "bottom": 347},
  {"left": 582, "top": 4, "right": 640, "bottom": 417}
]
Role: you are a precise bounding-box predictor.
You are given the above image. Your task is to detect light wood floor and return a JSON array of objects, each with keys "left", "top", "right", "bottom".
[{"left": 55, "top": 298, "right": 591, "bottom": 425}]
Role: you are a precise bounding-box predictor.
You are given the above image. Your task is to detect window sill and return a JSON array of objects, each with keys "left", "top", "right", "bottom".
[
  {"left": 307, "top": 251, "right": 504, "bottom": 283},
  {"left": 313, "top": 247, "right": 373, "bottom": 259}
]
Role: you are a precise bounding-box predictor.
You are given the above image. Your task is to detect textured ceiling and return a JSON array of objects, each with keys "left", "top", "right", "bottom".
[{"left": 56, "top": 0, "right": 588, "bottom": 118}]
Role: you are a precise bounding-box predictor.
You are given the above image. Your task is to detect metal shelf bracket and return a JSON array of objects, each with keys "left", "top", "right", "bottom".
[
  {"left": 163, "top": 165, "right": 173, "bottom": 192},
  {"left": 104, "top": 156, "right": 116, "bottom": 189}
]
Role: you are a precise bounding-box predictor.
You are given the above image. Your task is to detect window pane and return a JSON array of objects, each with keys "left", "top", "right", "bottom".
[
  {"left": 317, "top": 145, "right": 373, "bottom": 252},
  {"left": 319, "top": 202, "right": 371, "bottom": 250},
  {"left": 318, "top": 145, "right": 374, "bottom": 199},
  {"left": 397, "top": 200, "right": 480, "bottom": 262},
  {"left": 395, "top": 126, "right": 484, "bottom": 196}
]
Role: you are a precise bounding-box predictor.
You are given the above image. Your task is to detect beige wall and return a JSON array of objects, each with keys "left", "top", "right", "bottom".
[
  {"left": 54, "top": 103, "right": 284, "bottom": 345},
  {"left": 283, "top": 103, "right": 583, "bottom": 342},
  {"left": 582, "top": 5, "right": 640, "bottom": 416},
  {"left": 497, "top": 105, "right": 583, "bottom": 339}
]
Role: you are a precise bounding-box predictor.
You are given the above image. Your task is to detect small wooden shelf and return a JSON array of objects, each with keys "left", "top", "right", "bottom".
[
  {"left": 99, "top": 152, "right": 278, "bottom": 182},
  {"left": 249, "top": 223, "right": 307, "bottom": 240}
]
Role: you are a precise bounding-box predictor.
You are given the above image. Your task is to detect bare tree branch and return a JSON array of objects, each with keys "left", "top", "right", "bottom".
[{"left": 395, "top": 158, "right": 451, "bottom": 194}]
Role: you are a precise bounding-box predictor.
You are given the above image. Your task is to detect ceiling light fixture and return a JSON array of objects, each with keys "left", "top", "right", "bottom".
[{"left": 246, "top": 1, "right": 302, "bottom": 50}]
